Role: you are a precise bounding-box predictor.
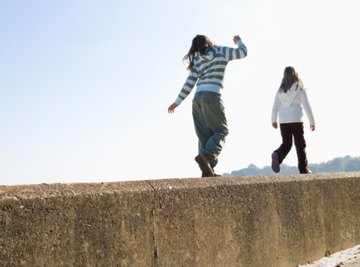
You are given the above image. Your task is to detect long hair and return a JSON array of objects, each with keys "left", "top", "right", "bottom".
[
  {"left": 183, "top": 35, "right": 214, "bottom": 71},
  {"left": 279, "top": 66, "right": 303, "bottom": 93}
]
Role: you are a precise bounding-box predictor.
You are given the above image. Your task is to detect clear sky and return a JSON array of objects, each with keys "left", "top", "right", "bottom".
[{"left": 1, "top": 0, "right": 359, "bottom": 185}]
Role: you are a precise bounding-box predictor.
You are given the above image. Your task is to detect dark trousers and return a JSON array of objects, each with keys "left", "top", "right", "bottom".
[{"left": 276, "top": 122, "right": 309, "bottom": 173}]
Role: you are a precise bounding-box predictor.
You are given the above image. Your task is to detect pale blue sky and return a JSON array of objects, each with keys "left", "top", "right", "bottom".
[{"left": 1, "top": 0, "right": 359, "bottom": 185}]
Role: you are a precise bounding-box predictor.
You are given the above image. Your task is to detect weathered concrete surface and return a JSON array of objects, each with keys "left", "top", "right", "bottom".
[
  {"left": 0, "top": 182, "right": 155, "bottom": 266},
  {"left": 0, "top": 172, "right": 360, "bottom": 267}
]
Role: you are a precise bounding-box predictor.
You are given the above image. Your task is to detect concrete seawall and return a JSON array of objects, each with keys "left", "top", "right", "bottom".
[{"left": 1, "top": 173, "right": 360, "bottom": 266}]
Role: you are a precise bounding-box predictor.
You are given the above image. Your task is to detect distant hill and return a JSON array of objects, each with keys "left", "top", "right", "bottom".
[{"left": 224, "top": 155, "right": 360, "bottom": 176}]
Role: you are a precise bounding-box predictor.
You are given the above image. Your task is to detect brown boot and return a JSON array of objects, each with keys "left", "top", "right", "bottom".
[
  {"left": 202, "top": 166, "right": 221, "bottom": 177},
  {"left": 195, "top": 154, "right": 215, "bottom": 177}
]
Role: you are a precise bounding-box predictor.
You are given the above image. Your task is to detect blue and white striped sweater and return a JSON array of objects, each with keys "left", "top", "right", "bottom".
[{"left": 175, "top": 41, "right": 247, "bottom": 105}]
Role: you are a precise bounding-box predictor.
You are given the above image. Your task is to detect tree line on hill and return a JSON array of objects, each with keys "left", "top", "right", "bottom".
[{"left": 224, "top": 155, "right": 360, "bottom": 176}]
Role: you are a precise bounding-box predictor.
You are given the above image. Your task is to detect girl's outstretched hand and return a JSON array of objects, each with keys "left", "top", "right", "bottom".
[
  {"left": 168, "top": 103, "right": 178, "bottom": 114},
  {"left": 310, "top": 125, "right": 315, "bottom": 131},
  {"left": 233, "top": 35, "right": 241, "bottom": 44},
  {"left": 272, "top": 122, "right": 278, "bottom": 129}
]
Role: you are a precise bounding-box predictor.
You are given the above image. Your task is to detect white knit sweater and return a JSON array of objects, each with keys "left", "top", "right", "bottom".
[{"left": 271, "top": 83, "right": 315, "bottom": 125}]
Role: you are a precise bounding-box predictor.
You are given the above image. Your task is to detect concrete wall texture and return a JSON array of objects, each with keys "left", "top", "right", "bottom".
[{"left": 0, "top": 172, "right": 360, "bottom": 267}]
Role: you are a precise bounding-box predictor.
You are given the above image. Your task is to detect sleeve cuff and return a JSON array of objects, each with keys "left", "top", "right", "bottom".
[
  {"left": 237, "top": 40, "right": 245, "bottom": 47},
  {"left": 174, "top": 97, "right": 183, "bottom": 106}
]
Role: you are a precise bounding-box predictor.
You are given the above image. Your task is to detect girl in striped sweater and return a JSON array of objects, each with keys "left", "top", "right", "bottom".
[{"left": 168, "top": 34, "right": 247, "bottom": 177}]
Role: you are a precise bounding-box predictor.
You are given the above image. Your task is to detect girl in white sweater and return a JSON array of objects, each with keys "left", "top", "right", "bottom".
[{"left": 271, "top": 66, "right": 315, "bottom": 174}]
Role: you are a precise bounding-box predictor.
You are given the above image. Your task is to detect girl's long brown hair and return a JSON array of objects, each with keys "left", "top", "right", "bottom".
[
  {"left": 279, "top": 66, "right": 303, "bottom": 93},
  {"left": 183, "top": 35, "right": 214, "bottom": 71}
]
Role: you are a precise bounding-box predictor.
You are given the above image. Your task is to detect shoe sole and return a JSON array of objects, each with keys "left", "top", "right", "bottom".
[
  {"left": 195, "top": 155, "right": 215, "bottom": 177},
  {"left": 271, "top": 152, "right": 280, "bottom": 173},
  {"left": 202, "top": 172, "right": 221, "bottom": 177}
]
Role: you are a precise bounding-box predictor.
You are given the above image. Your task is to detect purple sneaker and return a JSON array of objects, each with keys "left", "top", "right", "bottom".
[{"left": 271, "top": 151, "right": 280, "bottom": 173}]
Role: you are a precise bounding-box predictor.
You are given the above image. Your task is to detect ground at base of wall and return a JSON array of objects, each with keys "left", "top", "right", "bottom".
[{"left": 299, "top": 245, "right": 360, "bottom": 267}]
